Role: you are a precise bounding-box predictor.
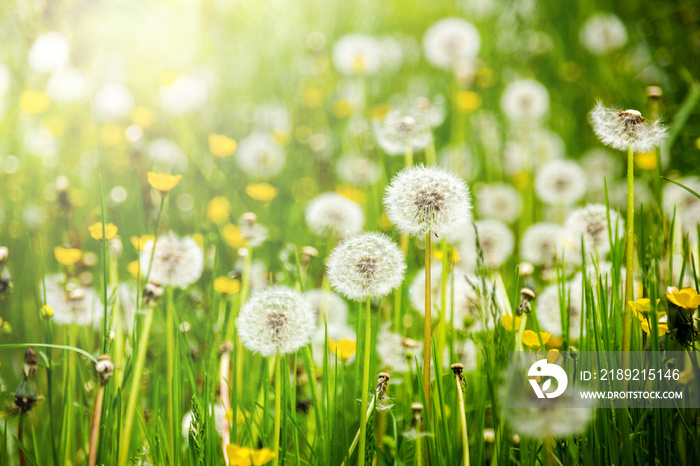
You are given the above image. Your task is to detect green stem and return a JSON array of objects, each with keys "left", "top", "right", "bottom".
[
  {"left": 423, "top": 233, "right": 432, "bottom": 419},
  {"left": 273, "top": 351, "right": 282, "bottom": 466},
  {"left": 437, "top": 239, "right": 448, "bottom": 372},
  {"left": 118, "top": 308, "right": 155, "bottom": 466},
  {"left": 358, "top": 296, "right": 372, "bottom": 466},
  {"left": 166, "top": 287, "right": 175, "bottom": 459},
  {"left": 622, "top": 147, "right": 635, "bottom": 362},
  {"left": 405, "top": 145, "right": 414, "bottom": 167},
  {"left": 455, "top": 375, "right": 470, "bottom": 466}
]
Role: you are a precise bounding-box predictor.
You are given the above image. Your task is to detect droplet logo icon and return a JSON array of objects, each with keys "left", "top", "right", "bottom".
[{"left": 528, "top": 359, "right": 568, "bottom": 398}]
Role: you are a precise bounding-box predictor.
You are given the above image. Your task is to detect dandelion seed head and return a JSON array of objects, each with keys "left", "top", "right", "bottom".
[
  {"left": 580, "top": 13, "right": 627, "bottom": 55},
  {"left": 520, "top": 223, "right": 563, "bottom": 266},
  {"left": 305, "top": 192, "right": 365, "bottom": 239},
  {"left": 94, "top": 83, "right": 134, "bottom": 122},
  {"left": 47, "top": 67, "right": 86, "bottom": 103},
  {"left": 377, "top": 324, "right": 423, "bottom": 373},
  {"left": 44, "top": 274, "right": 103, "bottom": 328},
  {"left": 503, "top": 130, "right": 564, "bottom": 175},
  {"left": 374, "top": 111, "right": 432, "bottom": 155},
  {"left": 159, "top": 74, "right": 208, "bottom": 115},
  {"left": 327, "top": 232, "right": 405, "bottom": 300},
  {"left": 28, "top": 32, "right": 70, "bottom": 74},
  {"left": 384, "top": 165, "right": 471, "bottom": 238},
  {"left": 336, "top": 154, "right": 381, "bottom": 187},
  {"left": 236, "top": 286, "right": 315, "bottom": 357},
  {"left": 563, "top": 204, "right": 623, "bottom": 261},
  {"left": 303, "top": 289, "right": 349, "bottom": 327},
  {"left": 535, "top": 160, "right": 587, "bottom": 206},
  {"left": 235, "top": 133, "right": 286, "bottom": 179},
  {"left": 139, "top": 232, "right": 204, "bottom": 288},
  {"left": 457, "top": 220, "right": 513, "bottom": 269},
  {"left": 589, "top": 102, "right": 666, "bottom": 153},
  {"left": 332, "top": 34, "right": 381, "bottom": 75},
  {"left": 663, "top": 177, "right": 700, "bottom": 234},
  {"left": 500, "top": 79, "right": 549, "bottom": 122},
  {"left": 181, "top": 404, "right": 227, "bottom": 440},
  {"left": 146, "top": 138, "right": 188, "bottom": 172},
  {"left": 536, "top": 281, "right": 584, "bottom": 338},
  {"left": 423, "top": 18, "right": 481, "bottom": 69},
  {"left": 476, "top": 183, "right": 522, "bottom": 224},
  {"left": 238, "top": 213, "right": 269, "bottom": 248}
]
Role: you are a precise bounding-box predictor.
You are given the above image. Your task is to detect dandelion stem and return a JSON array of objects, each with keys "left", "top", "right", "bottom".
[
  {"left": 454, "top": 371, "right": 470, "bottom": 466},
  {"left": 437, "top": 238, "right": 448, "bottom": 371},
  {"left": 358, "top": 296, "right": 372, "bottom": 466},
  {"left": 273, "top": 351, "right": 282, "bottom": 466},
  {"left": 622, "top": 147, "right": 634, "bottom": 362},
  {"left": 88, "top": 384, "right": 105, "bottom": 466},
  {"left": 405, "top": 145, "right": 414, "bottom": 167},
  {"left": 118, "top": 308, "right": 154, "bottom": 466},
  {"left": 165, "top": 287, "right": 176, "bottom": 458},
  {"left": 423, "top": 233, "right": 432, "bottom": 419}
]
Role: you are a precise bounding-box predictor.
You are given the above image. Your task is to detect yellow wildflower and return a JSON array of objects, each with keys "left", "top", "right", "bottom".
[
  {"left": 127, "top": 260, "right": 140, "bottom": 278},
  {"left": 500, "top": 314, "right": 523, "bottom": 331},
  {"left": 456, "top": 90, "right": 481, "bottom": 113},
  {"left": 371, "top": 103, "right": 391, "bottom": 120},
  {"left": 521, "top": 330, "right": 552, "bottom": 350},
  {"left": 331, "top": 100, "right": 353, "bottom": 119},
  {"left": 131, "top": 107, "right": 156, "bottom": 128},
  {"left": 88, "top": 222, "right": 118, "bottom": 240},
  {"left": 147, "top": 172, "right": 182, "bottom": 193},
  {"left": 328, "top": 339, "right": 357, "bottom": 361},
  {"left": 641, "top": 319, "right": 668, "bottom": 336},
  {"left": 207, "top": 197, "right": 231, "bottom": 224},
  {"left": 301, "top": 87, "right": 324, "bottom": 108},
  {"left": 547, "top": 349, "right": 560, "bottom": 364},
  {"left": 54, "top": 246, "right": 82, "bottom": 266},
  {"left": 634, "top": 152, "right": 657, "bottom": 170},
  {"left": 336, "top": 183, "right": 363, "bottom": 203},
  {"left": 628, "top": 298, "right": 663, "bottom": 321},
  {"left": 209, "top": 133, "right": 238, "bottom": 158},
  {"left": 226, "top": 445, "right": 276, "bottom": 466},
  {"left": 666, "top": 287, "right": 700, "bottom": 311},
  {"left": 222, "top": 224, "right": 246, "bottom": 249},
  {"left": 41, "top": 305, "right": 54, "bottom": 319},
  {"left": 130, "top": 235, "right": 155, "bottom": 251},
  {"left": 246, "top": 183, "right": 278, "bottom": 202},
  {"left": 19, "top": 90, "right": 51, "bottom": 114},
  {"left": 434, "top": 249, "right": 460, "bottom": 262},
  {"left": 214, "top": 276, "right": 241, "bottom": 295}
]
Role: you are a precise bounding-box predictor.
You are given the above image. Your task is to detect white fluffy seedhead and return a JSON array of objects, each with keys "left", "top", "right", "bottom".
[
  {"left": 139, "top": 232, "right": 204, "bottom": 288},
  {"left": 326, "top": 232, "right": 405, "bottom": 300},
  {"left": 500, "top": 79, "right": 550, "bottom": 122},
  {"left": 235, "top": 133, "right": 286, "bottom": 178},
  {"left": 564, "top": 203, "right": 623, "bottom": 260},
  {"left": 305, "top": 192, "right": 365, "bottom": 239},
  {"left": 476, "top": 183, "right": 523, "bottom": 224},
  {"left": 44, "top": 274, "right": 103, "bottom": 328},
  {"left": 236, "top": 286, "right": 315, "bottom": 357},
  {"left": 580, "top": 13, "right": 628, "bottom": 55},
  {"left": 374, "top": 111, "right": 432, "bottom": 155},
  {"left": 332, "top": 34, "right": 381, "bottom": 75},
  {"left": 303, "top": 289, "right": 349, "bottom": 327},
  {"left": 589, "top": 102, "right": 666, "bottom": 153},
  {"left": 535, "top": 159, "right": 587, "bottom": 206},
  {"left": 422, "top": 18, "right": 481, "bottom": 69},
  {"left": 520, "top": 223, "right": 563, "bottom": 266},
  {"left": 536, "top": 281, "right": 584, "bottom": 338},
  {"left": 384, "top": 165, "right": 472, "bottom": 238}
]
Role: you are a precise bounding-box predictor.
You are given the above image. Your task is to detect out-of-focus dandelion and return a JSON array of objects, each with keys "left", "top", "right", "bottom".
[
  {"left": 332, "top": 34, "right": 381, "bottom": 75},
  {"left": 376, "top": 325, "right": 423, "bottom": 373},
  {"left": 312, "top": 323, "right": 357, "bottom": 366},
  {"left": 580, "top": 13, "right": 628, "bottom": 55},
  {"left": 305, "top": 192, "right": 365, "bottom": 240},
  {"left": 476, "top": 183, "right": 523, "bottom": 224},
  {"left": 535, "top": 160, "right": 587, "bottom": 206},
  {"left": 500, "top": 79, "right": 549, "bottom": 123},
  {"left": 28, "top": 32, "right": 69, "bottom": 74},
  {"left": 235, "top": 133, "right": 286, "bottom": 179},
  {"left": 563, "top": 204, "right": 623, "bottom": 262},
  {"left": 44, "top": 274, "right": 103, "bottom": 327},
  {"left": 336, "top": 154, "right": 381, "bottom": 187},
  {"left": 303, "top": 289, "right": 349, "bottom": 327},
  {"left": 374, "top": 111, "right": 432, "bottom": 160},
  {"left": 536, "top": 282, "right": 584, "bottom": 339},
  {"left": 519, "top": 223, "right": 563, "bottom": 267},
  {"left": 94, "top": 83, "right": 134, "bottom": 121},
  {"left": 423, "top": 18, "right": 481, "bottom": 70},
  {"left": 139, "top": 232, "right": 204, "bottom": 288}
]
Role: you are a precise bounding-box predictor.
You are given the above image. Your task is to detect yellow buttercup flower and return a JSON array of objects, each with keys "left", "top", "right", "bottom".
[
  {"left": 226, "top": 445, "right": 276, "bottom": 466},
  {"left": 456, "top": 90, "right": 481, "bottom": 113},
  {"left": 500, "top": 314, "right": 522, "bottom": 331},
  {"left": 19, "top": 90, "right": 51, "bottom": 114},
  {"left": 328, "top": 339, "right": 357, "bottom": 361},
  {"left": 209, "top": 133, "right": 238, "bottom": 158},
  {"left": 634, "top": 152, "right": 657, "bottom": 170},
  {"left": 207, "top": 197, "right": 231, "bottom": 224},
  {"left": 336, "top": 183, "right": 364, "bottom": 204},
  {"left": 222, "top": 224, "right": 246, "bottom": 249},
  {"left": 147, "top": 172, "right": 182, "bottom": 193},
  {"left": 214, "top": 276, "right": 241, "bottom": 295},
  {"left": 131, "top": 107, "right": 156, "bottom": 128},
  {"left": 225, "top": 408, "right": 249, "bottom": 425},
  {"left": 331, "top": 100, "right": 353, "bottom": 119},
  {"left": 640, "top": 319, "right": 669, "bottom": 336},
  {"left": 628, "top": 298, "right": 664, "bottom": 320},
  {"left": 130, "top": 235, "right": 155, "bottom": 251},
  {"left": 88, "top": 222, "right": 118, "bottom": 240},
  {"left": 666, "top": 288, "right": 700, "bottom": 311},
  {"left": 434, "top": 249, "right": 460, "bottom": 262},
  {"left": 54, "top": 246, "right": 82, "bottom": 266},
  {"left": 547, "top": 349, "right": 560, "bottom": 364},
  {"left": 521, "top": 330, "right": 552, "bottom": 350},
  {"left": 127, "top": 260, "right": 140, "bottom": 278},
  {"left": 246, "top": 183, "right": 278, "bottom": 202}
]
